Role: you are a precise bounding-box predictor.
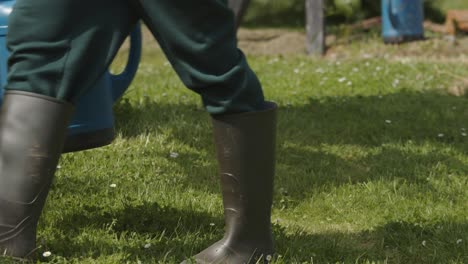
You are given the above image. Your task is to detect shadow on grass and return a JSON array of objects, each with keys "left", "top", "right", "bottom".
[
  {"left": 272, "top": 220, "right": 467, "bottom": 263},
  {"left": 274, "top": 92, "right": 467, "bottom": 198},
  {"left": 44, "top": 201, "right": 221, "bottom": 262},
  {"left": 40, "top": 90, "right": 466, "bottom": 262},
  {"left": 45, "top": 200, "right": 467, "bottom": 263},
  {"left": 113, "top": 90, "right": 467, "bottom": 198}
]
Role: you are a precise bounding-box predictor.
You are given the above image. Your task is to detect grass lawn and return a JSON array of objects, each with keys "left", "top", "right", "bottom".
[
  {"left": 438, "top": 0, "right": 468, "bottom": 11},
  {"left": 7, "top": 31, "right": 467, "bottom": 263}
]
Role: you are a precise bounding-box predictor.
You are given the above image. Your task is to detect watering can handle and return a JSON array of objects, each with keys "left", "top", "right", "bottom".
[{"left": 110, "top": 22, "right": 142, "bottom": 101}]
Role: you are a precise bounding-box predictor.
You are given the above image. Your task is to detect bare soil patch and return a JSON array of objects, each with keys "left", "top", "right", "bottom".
[
  {"left": 236, "top": 28, "right": 468, "bottom": 62},
  {"left": 132, "top": 25, "right": 468, "bottom": 62}
]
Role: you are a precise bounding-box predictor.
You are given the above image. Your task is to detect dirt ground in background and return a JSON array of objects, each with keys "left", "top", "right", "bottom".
[
  {"left": 238, "top": 28, "right": 468, "bottom": 62},
  {"left": 237, "top": 28, "right": 307, "bottom": 55},
  {"left": 138, "top": 26, "right": 307, "bottom": 55},
  {"left": 132, "top": 26, "right": 468, "bottom": 96},
  {"left": 137, "top": 25, "right": 468, "bottom": 60}
]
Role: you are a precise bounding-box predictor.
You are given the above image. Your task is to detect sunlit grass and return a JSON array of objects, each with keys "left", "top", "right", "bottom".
[{"left": 17, "top": 35, "right": 468, "bottom": 264}]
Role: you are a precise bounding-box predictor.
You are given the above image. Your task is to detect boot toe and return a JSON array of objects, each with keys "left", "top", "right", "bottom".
[{"left": 184, "top": 239, "right": 273, "bottom": 264}]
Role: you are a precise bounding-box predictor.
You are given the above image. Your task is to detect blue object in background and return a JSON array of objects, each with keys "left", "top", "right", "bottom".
[
  {"left": 0, "top": 0, "right": 13, "bottom": 94},
  {"left": 0, "top": 0, "right": 142, "bottom": 152},
  {"left": 381, "top": 0, "right": 424, "bottom": 44}
]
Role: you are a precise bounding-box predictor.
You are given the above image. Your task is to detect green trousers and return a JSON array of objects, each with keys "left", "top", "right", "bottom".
[{"left": 6, "top": 0, "right": 265, "bottom": 114}]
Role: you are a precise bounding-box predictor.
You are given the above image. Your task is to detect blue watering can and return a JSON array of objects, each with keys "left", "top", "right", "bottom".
[
  {"left": 64, "top": 24, "right": 142, "bottom": 153},
  {"left": 381, "top": 0, "right": 424, "bottom": 44},
  {"left": 0, "top": 0, "right": 142, "bottom": 153},
  {"left": 0, "top": 0, "right": 12, "bottom": 93}
]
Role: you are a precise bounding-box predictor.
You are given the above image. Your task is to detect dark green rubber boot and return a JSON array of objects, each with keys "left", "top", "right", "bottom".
[
  {"left": 0, "top": 91, "right": 73, "bottom": 260},
  {"left": 185, "top": 102, "right": 277, "bottom": 264}
]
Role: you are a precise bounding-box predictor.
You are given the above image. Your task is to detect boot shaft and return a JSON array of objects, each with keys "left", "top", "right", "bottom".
[
  {"left": 211, "top": 102, "right": 277, "bottom": 241},
  {"left": 0, "top": 91, "right": 73, "bottom": 258}
]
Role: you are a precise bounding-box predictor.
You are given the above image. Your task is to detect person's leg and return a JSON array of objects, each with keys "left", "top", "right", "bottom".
[
  {"left": 133, "top": 1, "right": 276, "bottom": 263},
  {"left": 6, "top": 0, "right": 138, "bottom": 102},
  {"left": 0, "top": 0, "right": 137, "bottom": 259},
  {"left": 134, "top": 0, "right": 265, "bottom": 115}
]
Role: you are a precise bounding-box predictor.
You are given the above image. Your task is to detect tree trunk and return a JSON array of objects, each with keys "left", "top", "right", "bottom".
[
  {"left": 305, "top": 0, "right": 325, "bottom": 56},
  {"left": 228, "top": 0, "right": 251, "bottom": 28}
]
